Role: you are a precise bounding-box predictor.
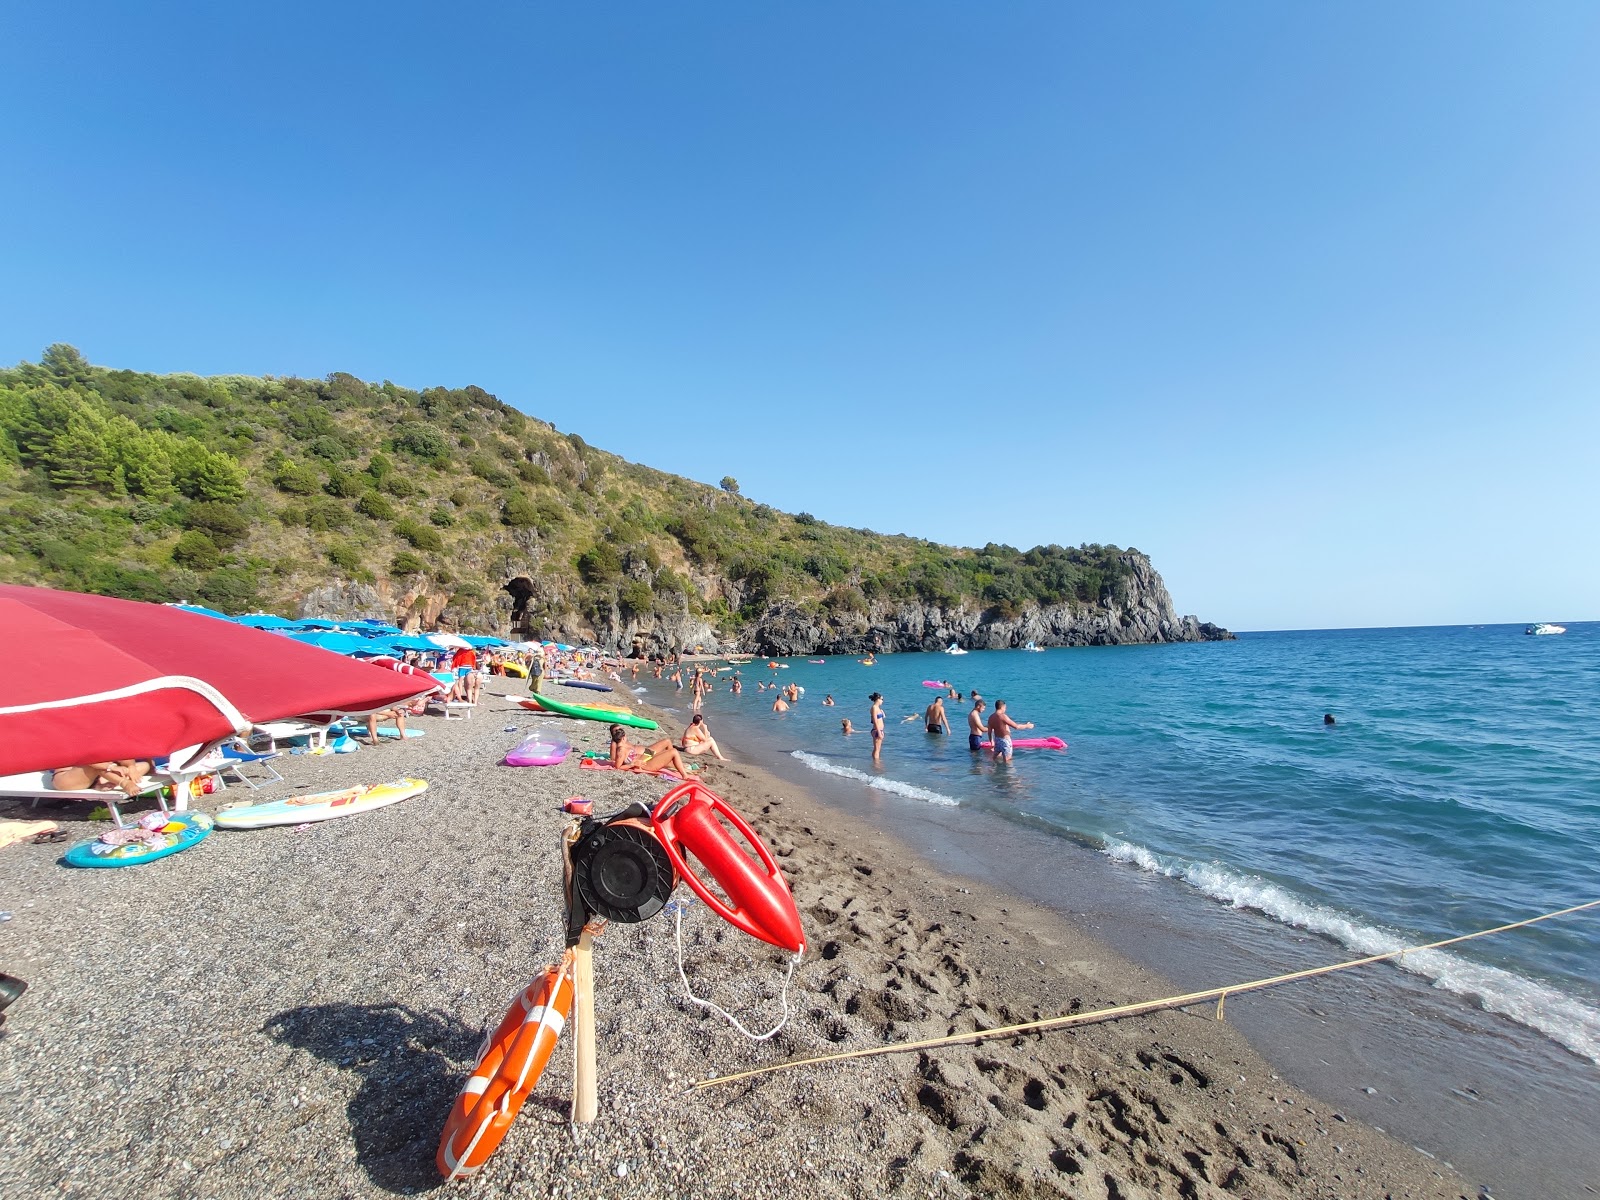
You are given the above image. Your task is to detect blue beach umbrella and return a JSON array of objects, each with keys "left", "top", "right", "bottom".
[
  {"left": 382, "top": 634, "right": 444, "bottom": 653},
  {"left": 287, "top": 631, "right": 391, "bottom": 656},
  {"left": 293, "top": 617, "right": 346, "bottom": 631},
  {"left": 235, "top": 613, "right": 298, "bottom": 630},
  {"left": 462, "top": 635, "right": 511, "bottom": 648},
  {"left": 346, "top": 619, "right": 404, "bottom": 634},
  {"left": 168, "top": 603, "right": 234, "bottom": 621}
]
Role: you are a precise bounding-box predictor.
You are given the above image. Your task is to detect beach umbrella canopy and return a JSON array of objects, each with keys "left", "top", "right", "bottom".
[
  {"left": 461, "top": 635, "right": 510, "bottom": 648},
  {"left": 234, "top": 612, "right": 298, "bottom": 630},
  {"left": 426, "top": 632, "right": 472, "bottom": 650},
  {"left": 382, "top": 634, "right": 445, "bottom": 653},
  {"left": 347, "top": 620, "right": 403, "bottom": 634},
  {"left": 0, "top": 585, "right": 437, "bottom": 776},
  {"left": 286, "top": 631, "right": 392, "bottom": 656},
  {"left": 168, "top": 603, "right": 233, "bottom": 621},
  {"left": 293, "top": 617, "right": 346, "bottom": 631}
]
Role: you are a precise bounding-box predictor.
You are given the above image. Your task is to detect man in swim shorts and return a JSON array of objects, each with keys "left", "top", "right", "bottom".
[
  {"left": 967, "top": 699, "right": 988, "bottom": 751},
  {"left": 925, "top": 695, "right": 950, "bottom": 735},
  {"left": 985, "top": 699, "right": 1034, "bottom": 763}
]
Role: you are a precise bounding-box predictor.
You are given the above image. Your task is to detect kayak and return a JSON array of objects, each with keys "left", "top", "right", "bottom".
[
  {"left": 505, "top": 730, "right": 571, "bottom": 767},
  {"left": 501, "top": 662, "right": 529, "bottom": 678},
  {"left": 62, "top": 813, "right": 214, "bottom": 868},
  {"left": 978, "top": 737, "right": 1068, "bottom": 751},
  {"left": 216, "top": 778, "right": 429, "bottom": 829},
  {"left": 519, "top": 694, "right": 658, "bottom": 730},
  {"left": 555, "top": 679, "right": 613, "bottom": 693}
]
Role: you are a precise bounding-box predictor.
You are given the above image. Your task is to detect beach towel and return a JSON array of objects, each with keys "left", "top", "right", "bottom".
[{"left": 577, "top": 758, "right": 683, "bottom": 783}]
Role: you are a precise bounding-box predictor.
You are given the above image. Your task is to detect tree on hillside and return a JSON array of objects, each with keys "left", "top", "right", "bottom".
[{"left": 720, "top": 476, "right": 740, "bottom": 495}]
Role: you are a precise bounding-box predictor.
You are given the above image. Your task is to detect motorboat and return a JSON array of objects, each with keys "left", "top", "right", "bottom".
[
  {"left": 943, "top": 643, "right": 968, "bottom": 655},
  {"left": 1525, "top": 623, "right": 1567, "bottom": 636},
  {"left": 1022, "top": 641, "right": 1045, "bottom": 652}
]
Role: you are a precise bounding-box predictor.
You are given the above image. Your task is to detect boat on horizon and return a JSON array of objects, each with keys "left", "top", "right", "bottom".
[
  {"left": 1022, "top": 640, "right": 1045, "bottom": 652},
  {"left": 1525, "top": 623, "right": 1567, "bottom": 635},
  {"left": 943, "top": 642, "right": 968, "bottom": 655}
]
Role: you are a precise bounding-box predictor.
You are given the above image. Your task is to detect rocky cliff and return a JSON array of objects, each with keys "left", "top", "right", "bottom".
[
  {"left": 288, "top": 551, "right": 1231, "bottom": 655},
  {"left": 735, "top": 552, "right": 1232, "bottom": 656}
]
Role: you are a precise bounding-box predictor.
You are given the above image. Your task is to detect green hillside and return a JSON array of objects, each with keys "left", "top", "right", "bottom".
[{"left": 0, "top": 345, "right": 1207, "bottom": 649}]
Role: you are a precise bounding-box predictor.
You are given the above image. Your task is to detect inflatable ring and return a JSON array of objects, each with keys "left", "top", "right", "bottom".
[{"left": 436, "top": 958, "right": 574, "bottom": 1180}]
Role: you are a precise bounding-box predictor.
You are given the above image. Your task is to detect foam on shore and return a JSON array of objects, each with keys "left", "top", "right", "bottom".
[
  {"left": 1104, "top": 838, "right": 1600, "bottom": 1065},
  {"left": 790, "top": 750, "right": 961, "bottom": 807}
]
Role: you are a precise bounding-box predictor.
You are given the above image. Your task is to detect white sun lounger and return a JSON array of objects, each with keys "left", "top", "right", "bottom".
[{"left": 0, "top": 771, "right": 170, "bottom": 831}]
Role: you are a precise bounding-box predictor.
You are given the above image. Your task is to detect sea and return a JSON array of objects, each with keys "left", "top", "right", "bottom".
[{"left": 639, "top": 622, "right": 1600, "bottom": 1199}]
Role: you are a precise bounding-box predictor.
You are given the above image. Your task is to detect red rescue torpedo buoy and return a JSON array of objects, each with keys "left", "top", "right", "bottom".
[{"left": 651, "top": 780, "right": 805, "bottom": 953}]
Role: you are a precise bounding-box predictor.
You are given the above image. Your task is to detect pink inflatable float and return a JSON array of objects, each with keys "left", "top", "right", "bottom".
[
  {"left": 977, "top": 736, "right": 1067, "bottom": 751},
  {"left": 504, "top": 730, "right": 571, "bottom": 766}
]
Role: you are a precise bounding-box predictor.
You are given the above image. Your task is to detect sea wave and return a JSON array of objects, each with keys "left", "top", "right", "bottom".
[
  {"left": 1102, "top": 840, "right": 1600, "bottom": 1065},
  {"left": 789, "top": 750, "right": 961, "bottom": 807}
]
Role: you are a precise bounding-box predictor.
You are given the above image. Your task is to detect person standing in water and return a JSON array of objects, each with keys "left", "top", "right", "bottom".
[
  {"left": 869, "top": 692, "right": 885, "bottom": 761},
  {"left": 986, "top": 699, "right": 1034, "bottom": 762},
  {"left": 966, "top": 698, "right": 989, "bottom": 751},
  {"left": 925, "top": 695, "right": 950, "bottom": 735}
]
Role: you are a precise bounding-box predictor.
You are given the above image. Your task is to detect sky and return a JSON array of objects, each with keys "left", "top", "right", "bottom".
[{"left": 2, "top": 2, "right": 1597, "bottom": 631}]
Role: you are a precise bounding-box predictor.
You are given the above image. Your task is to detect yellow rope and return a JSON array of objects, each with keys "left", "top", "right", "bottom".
[{"left": 693, "top": 897, "right": 1600, "bottom": 1091}]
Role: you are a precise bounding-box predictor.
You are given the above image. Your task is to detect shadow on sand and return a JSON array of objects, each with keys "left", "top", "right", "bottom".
[{"left": 263, "top": 1002, "right": 481, "bottom": 1195}]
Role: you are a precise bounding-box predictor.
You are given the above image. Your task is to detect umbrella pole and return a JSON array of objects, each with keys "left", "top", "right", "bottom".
[{"left": 572, "top": 927, "right": 598, "bottom": 1123}]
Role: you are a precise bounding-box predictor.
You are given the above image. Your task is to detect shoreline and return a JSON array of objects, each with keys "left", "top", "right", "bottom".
[
  {"left": 1, "top": 678, "right": 1472, "bottom": 1198},
  {"left": 643, "top": 673, "right": 1600, "bottom": 1200}
]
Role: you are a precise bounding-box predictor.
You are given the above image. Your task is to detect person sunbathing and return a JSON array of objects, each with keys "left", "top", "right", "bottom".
[
  {"left": 51, "top": 761, "right": 154, "bottom": 796},
  {"left": 364, "top": 708, "right": 409, "bottom": 745},
  {"left": 609, "top": 725, "right": 692, "bottom": 777},
  {"left": 679, "top": 714, "right": 727, "bottom": 760}
]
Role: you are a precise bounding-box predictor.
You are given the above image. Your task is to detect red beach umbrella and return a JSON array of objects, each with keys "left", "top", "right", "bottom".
[{"left": 0, "top": 585, "right": 437, "bottom": 776}]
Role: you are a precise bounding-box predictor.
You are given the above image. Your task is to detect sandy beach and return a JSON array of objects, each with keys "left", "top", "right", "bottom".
[{"left": 0, "top": 678, "right": 1471, "bottom": 1199}]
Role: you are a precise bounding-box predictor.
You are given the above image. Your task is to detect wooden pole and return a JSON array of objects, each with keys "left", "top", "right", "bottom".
[{"left": 572, "top": 926, "right": 598, "bottom": 1124}]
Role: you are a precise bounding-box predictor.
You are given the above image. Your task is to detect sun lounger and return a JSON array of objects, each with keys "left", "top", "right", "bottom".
[{"left": 0, "top": 770, "right": 169, "bottom": 831}]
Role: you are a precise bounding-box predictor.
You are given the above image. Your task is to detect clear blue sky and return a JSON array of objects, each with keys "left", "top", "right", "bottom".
[{"left": 4, "top": 2, "right": 1597, "bottom": 631}]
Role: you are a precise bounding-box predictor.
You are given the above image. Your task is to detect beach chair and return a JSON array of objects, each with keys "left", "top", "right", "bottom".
[
  {"left": 251, "top": 720, "right": 331, "bottom": 752},
  {"left": 0, "top": 770, "right": 170, "bottom": 831},
  {"left": 215, "top": 740, "right": 283, "bottom": 789}
]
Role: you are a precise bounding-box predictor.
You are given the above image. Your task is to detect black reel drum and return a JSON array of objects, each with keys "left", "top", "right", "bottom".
[{"left": 567, "top": 805, "right": 677, "bottom": 931}]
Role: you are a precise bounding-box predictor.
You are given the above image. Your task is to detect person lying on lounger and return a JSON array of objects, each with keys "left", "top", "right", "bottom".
[
  {"left": 364, "top": 708, "right": 409, "bottom": 745},
  {"left": 51, "top": 761, "right": 154, "bottom": 796},
  {"left": 609, "top": 725, "right": 693, "bottom": 777}
]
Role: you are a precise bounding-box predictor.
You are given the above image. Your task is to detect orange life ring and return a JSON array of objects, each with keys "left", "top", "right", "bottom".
[{"left": 436, "top": 958, "right": 574, "bottom": 1180}]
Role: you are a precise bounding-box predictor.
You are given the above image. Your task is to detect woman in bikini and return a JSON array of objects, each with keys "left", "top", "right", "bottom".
[
  {"left": 608, "top": 725, "right": 693, "bottom": 777},
  {"left": 869, "top": 692, "right": 885, "bottom": 761},
  {"left": 679, "top": 714, "right": 728, "bottom": 760}
]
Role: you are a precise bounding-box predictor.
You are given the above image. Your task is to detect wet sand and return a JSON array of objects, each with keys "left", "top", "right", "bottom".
[{"left": 0, "top": 679, "right": 1471, "bottom": 1198}]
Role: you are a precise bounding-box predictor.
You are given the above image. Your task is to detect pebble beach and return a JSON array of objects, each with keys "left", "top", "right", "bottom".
[{"left": 0, "top": 678, "right": 1473, "bottom": 1200}]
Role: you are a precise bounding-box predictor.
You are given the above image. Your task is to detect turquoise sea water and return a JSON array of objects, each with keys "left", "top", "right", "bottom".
[{"left": 663, "top": 623, "right": 1600, "bottom": 1066}]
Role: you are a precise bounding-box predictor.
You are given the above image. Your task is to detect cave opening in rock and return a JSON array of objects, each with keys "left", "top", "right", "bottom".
[{"left": 504, "top": 576, "right": 535, "bottom": 633}]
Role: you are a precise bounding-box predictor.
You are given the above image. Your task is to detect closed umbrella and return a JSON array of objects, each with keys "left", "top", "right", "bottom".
[{"left": 0, "top": 585, "right": 437, "bottom": 776}]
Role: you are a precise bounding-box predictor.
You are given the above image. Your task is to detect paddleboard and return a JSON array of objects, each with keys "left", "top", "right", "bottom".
[
  {"left": 519, "top": 694, "right": 658, "bottom": 730},
  {"left": 922, "top": 680, "right": 949, "bottom": 689},
  {"left": 977, "top": 737, "right": 1068, "bottom": 751},
  {"left": 505, "top": 730, "right": 571, "bottom": 767},
  {"left": 374, "top": 726, "right": 426, "bottom": 739},
  {"left": 63, "top": 813, "right": 214, "bottom": 868},
  {"left": 555, "top": 679, "right": 614, "bottom": 692},
  {"left": 216, "top": 778, "right": 429, "bottom": 829}
]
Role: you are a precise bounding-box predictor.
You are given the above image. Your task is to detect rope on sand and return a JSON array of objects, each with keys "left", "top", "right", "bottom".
[{"left": 692, "top": 897, "right": 1600, "bottom": 1090}]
